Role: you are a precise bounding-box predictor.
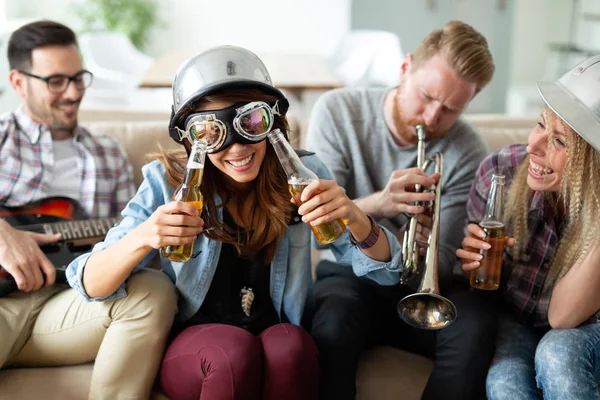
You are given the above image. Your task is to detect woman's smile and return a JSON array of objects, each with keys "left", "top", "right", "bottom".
[
  {"left": 226, "top": 153, "right": 255, "bottom": 170},
  {"left": 528, "top": 158, "right": 554, "bottom": 180}
]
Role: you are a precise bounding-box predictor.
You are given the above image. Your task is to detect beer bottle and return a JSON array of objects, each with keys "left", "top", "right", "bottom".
[
  {"left": 267, "top": 128, "right": 346, "bottom": 245},
  {"left": 470, "top": 174, "right": 506, "bottom": 290},
  {"left": 161, "top": 140, "right": 207, "bottom": 262}
]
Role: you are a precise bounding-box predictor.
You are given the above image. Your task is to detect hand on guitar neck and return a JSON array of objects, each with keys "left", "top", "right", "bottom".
[{"left": 0, "top": 197, "right": 121, "bottom": 297}]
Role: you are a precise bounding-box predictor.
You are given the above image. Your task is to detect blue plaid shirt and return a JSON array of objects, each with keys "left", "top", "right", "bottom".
[{"left": 0, "top": 108, "right": 135, "bottom": 218}]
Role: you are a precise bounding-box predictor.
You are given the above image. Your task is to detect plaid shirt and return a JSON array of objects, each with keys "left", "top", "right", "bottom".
[
  {"left": 0, "top": 108, "right": 135, "bottom": 218},
  {"left": 467, "top": 144, "right": 560, "bottom": 329}
]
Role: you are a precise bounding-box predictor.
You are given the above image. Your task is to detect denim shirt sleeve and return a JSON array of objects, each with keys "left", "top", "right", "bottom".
[
  {"left": 66, "top": 160, "right": 172, "bottom": 301},
  {"left": 301, "top": 154, "right": 403, "bottom": 285}
]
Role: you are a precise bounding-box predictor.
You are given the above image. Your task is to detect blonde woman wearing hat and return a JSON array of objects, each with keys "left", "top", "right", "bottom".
[
  {"left": 65, "top": 45, "right": 401, "bottom": 400},
  {"left": 456, "top": 55, "right": 600, "bottom": 399}
]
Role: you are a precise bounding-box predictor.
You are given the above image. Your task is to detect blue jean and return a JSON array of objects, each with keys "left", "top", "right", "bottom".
[{"left": 487, "top": 313, "right": 600, "bottom": 400}]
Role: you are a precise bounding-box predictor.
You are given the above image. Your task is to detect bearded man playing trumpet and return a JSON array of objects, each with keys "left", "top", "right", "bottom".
[{"left": 305, "top": 21, "right": 498, "bottom": 400}]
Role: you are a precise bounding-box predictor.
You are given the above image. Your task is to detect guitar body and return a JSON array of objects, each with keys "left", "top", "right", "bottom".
[
  {"left": 0, "top": 197, "right": 87, "bottom": 226},
  {"left": 0, "top": 197, "right": 120, "bottom": 297}
]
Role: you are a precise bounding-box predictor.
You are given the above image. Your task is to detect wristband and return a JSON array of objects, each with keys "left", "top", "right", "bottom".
[{"left": 349, "top": 214, "right": 381, "bottom": 249}]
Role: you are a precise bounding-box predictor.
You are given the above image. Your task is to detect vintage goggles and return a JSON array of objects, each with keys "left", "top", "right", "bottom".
[{"left": 175, "top": 101, "right": 281, "bottom": 153}]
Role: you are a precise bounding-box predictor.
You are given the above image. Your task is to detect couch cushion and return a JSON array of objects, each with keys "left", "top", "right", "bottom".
[
  {"left": 356, "top": 346, "right": 433, "bottom": 400},
  {"left": 86, "top": 121, "right": 180, "bottom": 187},
  {"left": 79, "top": 108, "right": 171, "bottom": 123},
  {"left": 464, "top": 114, "right": 535, "bottom": 153},
  {"left": 0, "top": 364, "right": 168, "bottom": 400},
  {"left": 0, "top": 347, "right": 432, "bottom": 400},
  {"left": 0, "top": 114, "right": 534, "bottom": 400}
]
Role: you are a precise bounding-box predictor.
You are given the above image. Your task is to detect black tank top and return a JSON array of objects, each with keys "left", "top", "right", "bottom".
[{"left": 180, "top": 210, "right": 280, "bottom": 335}]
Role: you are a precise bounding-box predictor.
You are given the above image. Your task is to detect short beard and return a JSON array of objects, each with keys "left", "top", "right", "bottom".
[
  {"left": 392, "top": 84, "right": 447, "bottom": 145},
  {"left": 48, "top": 114, "right": 78, "bottom": 133},
  {"left": 25, "top": 86, "right": 79, "bottom": 134}
]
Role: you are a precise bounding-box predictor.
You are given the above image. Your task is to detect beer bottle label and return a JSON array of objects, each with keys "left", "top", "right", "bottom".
[{"left": 186, "top": 161, "right": 204, "bottom": 169}]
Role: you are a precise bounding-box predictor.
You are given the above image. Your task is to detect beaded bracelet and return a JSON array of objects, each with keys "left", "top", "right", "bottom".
[{"left": 349, "top": 214, "right": 381, "bottom": 249}]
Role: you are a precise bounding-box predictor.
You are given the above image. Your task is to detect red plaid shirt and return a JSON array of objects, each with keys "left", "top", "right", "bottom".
[
  {"left": 467, "top": 144, "right": 560, "bottom": 329},
  {"left": 0, "top": 108, "right": 135, "bottom": 218}
]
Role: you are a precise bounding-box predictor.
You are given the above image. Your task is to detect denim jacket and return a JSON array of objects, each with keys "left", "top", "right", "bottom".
[{"left": 66, "top": 153, "right": 403, "bottom": 325}]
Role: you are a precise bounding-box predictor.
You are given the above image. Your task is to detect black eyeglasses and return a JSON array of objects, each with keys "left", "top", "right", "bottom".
[{"left": 19, "top": 70, "right": 94, "bottom": 93}]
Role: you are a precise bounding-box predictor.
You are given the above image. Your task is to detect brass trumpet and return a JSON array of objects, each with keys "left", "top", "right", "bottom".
[{"left": 396, "top": 125, "right": 457, "bottom": 330}]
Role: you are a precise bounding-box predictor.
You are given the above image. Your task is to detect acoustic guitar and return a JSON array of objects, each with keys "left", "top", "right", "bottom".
[{"left": 0, "top": 197, "right": 120, "bottom": 297}]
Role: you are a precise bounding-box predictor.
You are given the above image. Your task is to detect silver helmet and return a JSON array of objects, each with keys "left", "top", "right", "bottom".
[
  {"left": 168, "top": 45, "right": 289, "bottom": 143},
  {"left": 537, "top": 55, "right": 600, "bottom": 152}
]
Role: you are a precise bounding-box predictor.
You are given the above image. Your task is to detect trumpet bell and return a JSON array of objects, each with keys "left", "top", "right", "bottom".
[{"left": 397, "top": 292, "right": 457, "bottom": 330}]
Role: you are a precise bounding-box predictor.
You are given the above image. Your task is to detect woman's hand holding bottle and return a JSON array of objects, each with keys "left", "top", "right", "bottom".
[
  {"left": 295, "top": 179, "right": 371, "bottom": 242},
  {"left": 138, "top": 201, "right": 205, "bottom": 251},
  {"left": 456, "top": 223, "right": 515, "bottom": 272}
]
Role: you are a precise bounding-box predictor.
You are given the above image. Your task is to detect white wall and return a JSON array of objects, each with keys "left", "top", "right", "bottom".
[
  {"left": 0, "top": 0, "right": 25, "bottom": 19},
  {"left": 7, "top": 0, "right": 594, "bottom": 114},
  {"left": 578, "top": 0, "right": 600, "bottom": 47},
  {"left": 508, "top": 0, "right": 572, "bottom": 84},
  {"left": 148, "top": 0, "right": 349, "bottom": 57},
  {"left": 14, "top": 0, "right": 351, "bottom": 58}
]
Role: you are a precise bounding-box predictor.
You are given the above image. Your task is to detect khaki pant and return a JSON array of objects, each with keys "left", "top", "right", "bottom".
[{"left": 0, "top": 269, "right": 178, "bottom": 400}]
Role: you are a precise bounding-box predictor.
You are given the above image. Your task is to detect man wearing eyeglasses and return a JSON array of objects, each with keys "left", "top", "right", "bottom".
[{"left": 0, "top": 20, "right": 178, "bottom": 399}]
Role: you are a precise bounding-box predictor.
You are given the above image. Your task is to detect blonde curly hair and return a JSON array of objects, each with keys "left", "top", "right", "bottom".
[{"left": 504, "top": 108, "right": 600, "bottom": 291}]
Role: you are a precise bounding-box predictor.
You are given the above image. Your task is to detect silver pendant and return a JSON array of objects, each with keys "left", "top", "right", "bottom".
[{"left": 240, "top": 287, "right": 254, "bottom": 317}]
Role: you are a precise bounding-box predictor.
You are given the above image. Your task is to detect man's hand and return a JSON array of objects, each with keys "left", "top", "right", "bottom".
[
  {"left": 376, "top": 168, "right": 440, "bottom": 219},
  {"left": 398, "top": 212, "right": 432, "bottom": 255},
  {"left": 0, "top": 220, "right": 61, "bottom": 292}
]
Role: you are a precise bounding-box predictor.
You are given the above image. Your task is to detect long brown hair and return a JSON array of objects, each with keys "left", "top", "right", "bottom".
[
  {"left": 504, "top": 108, "right": 600, "bottom": 290},
  {"left": 153, "top": 88, "right": 295, "bottom": 263}
]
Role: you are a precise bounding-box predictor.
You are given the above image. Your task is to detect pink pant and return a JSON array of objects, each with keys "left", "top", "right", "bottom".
[{"left": 160, "top": 323, "right": 319, "bottom": 400}]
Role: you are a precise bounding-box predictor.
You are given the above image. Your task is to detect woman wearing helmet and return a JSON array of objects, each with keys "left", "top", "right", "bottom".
[
  {"left": 65, "top": 45, "right": 402, "bottom": 399},
  {"left": 456, "top": 55, "right": 600, "bottom": 399}
]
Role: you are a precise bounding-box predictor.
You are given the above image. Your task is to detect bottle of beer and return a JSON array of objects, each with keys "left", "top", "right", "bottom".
[
  {"left": 161, "top": 140, "right": 207, "bottom": 262},
  {"left": 470, "top": 174, "right": 506, "bottom": 290},
  {"left": 267, "top": 128, "right": 346, "bottom": 245}
]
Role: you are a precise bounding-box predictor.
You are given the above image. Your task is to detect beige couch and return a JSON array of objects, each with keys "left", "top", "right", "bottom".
[{"left": 0, "top": 114, "right": 536, "bottom": 400}]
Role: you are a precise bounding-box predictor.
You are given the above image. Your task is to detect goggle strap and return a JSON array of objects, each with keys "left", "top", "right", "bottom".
[
  {"left": 174, "top": 127, "right": 189, "bottom": 142},
  {"left": 272, "top": 100, "right": 281, "bottom": 116}
]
